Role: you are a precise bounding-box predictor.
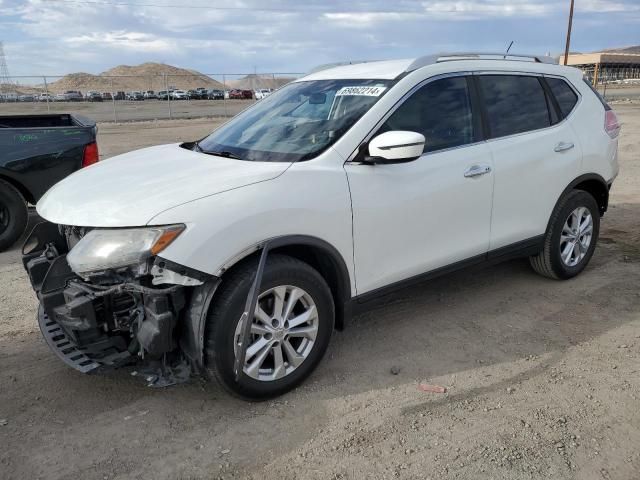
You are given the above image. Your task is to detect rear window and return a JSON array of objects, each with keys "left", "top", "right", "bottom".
[
  {"left": 478, "top": 75, "right": 551, "bottom": 139},
  {"left": 546, "top": 78, "right": 578, "bottom": 118}
]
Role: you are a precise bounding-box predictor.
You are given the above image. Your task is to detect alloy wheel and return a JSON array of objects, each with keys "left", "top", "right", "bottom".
[
  {"left": 234, "top": 285, "right": 319, "bottom": 381},
  {"left": 560, "top": 206, "right": 593, "bottom": 267}
]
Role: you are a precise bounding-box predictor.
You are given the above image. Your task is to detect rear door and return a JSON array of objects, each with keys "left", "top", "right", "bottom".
[{"left": 477, "top": 73, "right": 582, "bottom": 250}]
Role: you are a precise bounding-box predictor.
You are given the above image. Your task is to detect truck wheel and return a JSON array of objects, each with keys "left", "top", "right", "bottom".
[
  {"left": 530, "top": 190, "right": 600, "bottom": 279},
  {"left": 0, "top": 179, "right": 28, "bottom": 252},
  {"left": 204, "top": 254, "right": 334, "bottom": 400}
]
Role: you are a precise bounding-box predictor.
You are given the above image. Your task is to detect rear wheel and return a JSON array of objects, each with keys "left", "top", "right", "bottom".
[
  {"left": 530, "top": 190, "right": 600, "bottom": 279},
  {"left": 204, "top": 254, "right": 334, "bottom": 400},
  {"left": 0, "top": 179, "right": 28, "bottom": 252}
]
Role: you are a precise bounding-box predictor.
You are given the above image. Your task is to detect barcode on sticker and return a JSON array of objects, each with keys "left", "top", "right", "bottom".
[{"left": 336, "top": 86, "right": 387, "bottom": 97}]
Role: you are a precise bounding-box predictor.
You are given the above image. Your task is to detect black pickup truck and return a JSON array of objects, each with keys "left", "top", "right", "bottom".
[{"left": 0, "top": 114, "right": 98, "bottom": 251}]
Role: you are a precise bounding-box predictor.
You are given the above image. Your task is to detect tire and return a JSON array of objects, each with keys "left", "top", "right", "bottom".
[
  {"left": 0, "top": 179, "right": 28, "bottom": 252},
  {"left": 204, "top": 254, "right": 335, "bottom": 400},
  {"left": 530, "top": 189, "right": 600, "bottom": 280}
]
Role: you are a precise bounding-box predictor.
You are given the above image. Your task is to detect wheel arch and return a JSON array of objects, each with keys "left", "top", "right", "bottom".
[
  {"left": 0, "top": 172, "right": 33, "bottom": 204},
  {"left": 542, "top": 173, "right": 608, "bottom": 243},
  {"left": 219, "top": 235, "right": 353, "bottom": 330},
  {"left": 565, "top": 173, "right": 609, "bottom": 216}
]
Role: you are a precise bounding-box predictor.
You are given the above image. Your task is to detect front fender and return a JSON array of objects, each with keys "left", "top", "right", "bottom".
[{"left": 148, "top": 162, "right": 356, "bottom": 295}]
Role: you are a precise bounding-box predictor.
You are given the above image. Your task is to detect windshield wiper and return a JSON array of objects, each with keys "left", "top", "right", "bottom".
[{"left": 201, "top": 150, "right": 243, "bottom": 160}]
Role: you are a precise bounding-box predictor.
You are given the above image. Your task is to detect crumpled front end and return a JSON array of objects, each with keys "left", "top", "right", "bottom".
[{"left": 22, "top": 222, "right": 216, "bottom": 385}]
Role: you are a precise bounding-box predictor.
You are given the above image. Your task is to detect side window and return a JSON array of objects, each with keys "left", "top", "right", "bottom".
[
  {"left": 478, "top": 75, "right": 551, "bottom": 138},
  {"left": 380, "top": 76, "right": 474, "bottom": 153},
  {"left": 546, "top": 77, "right": 579, "bottom": 119}
]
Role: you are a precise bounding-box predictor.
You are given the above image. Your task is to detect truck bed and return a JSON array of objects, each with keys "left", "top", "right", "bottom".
[{"left": 0, "top": 113, "right": 94, "bottom": 129}]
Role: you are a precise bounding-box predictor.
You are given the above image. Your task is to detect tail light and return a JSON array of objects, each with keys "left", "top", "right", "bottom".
[
  {"left": 82, "top": 142, "right": 99, "bottom": 167},
  {"left": 604, "top": 109, "right": 621, "bottom": 139}
]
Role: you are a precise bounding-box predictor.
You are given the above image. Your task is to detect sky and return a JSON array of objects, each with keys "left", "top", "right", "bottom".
[{"left": 1, "top": 0, "right": 639, "bottom": 78}]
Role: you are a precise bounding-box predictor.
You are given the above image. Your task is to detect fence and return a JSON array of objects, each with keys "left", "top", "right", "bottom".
[
  {"left": 2, "top": 70, "right": 639, "bottom": 124},
  {"left": 0, "top": 72, "right": 305, "bottom": 122}
]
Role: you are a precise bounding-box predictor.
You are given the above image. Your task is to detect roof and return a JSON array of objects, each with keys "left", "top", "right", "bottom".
[
  {"left": 567, "top": 52, "right": 640, "bottom": 66},
  {"left": 300, "top": 53, "right": 557, "bottom": 82},
  {"left": 301, "top": 59, "right": 415, "bottom": 81}
]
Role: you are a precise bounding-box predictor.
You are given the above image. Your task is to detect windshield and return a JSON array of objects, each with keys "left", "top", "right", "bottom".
[{"left": 197, "top": 79, "right": 392, "bottom": 162}]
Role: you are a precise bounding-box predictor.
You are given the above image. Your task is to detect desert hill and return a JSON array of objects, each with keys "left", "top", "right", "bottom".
[
  {"left": 46, "top": 62, "right": 224, "bottom": 93},
  {"left": 603, "top": 45, "right": 640, "bottom": 54}
]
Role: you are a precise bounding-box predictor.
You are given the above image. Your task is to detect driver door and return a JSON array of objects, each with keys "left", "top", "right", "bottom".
[{"left": 344, "top": 75, "right": 495, "bottom": 295}]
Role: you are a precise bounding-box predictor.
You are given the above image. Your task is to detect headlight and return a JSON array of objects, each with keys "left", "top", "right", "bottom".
[{"left": 67, "top": 225, "right": 184, "bottom": 275}]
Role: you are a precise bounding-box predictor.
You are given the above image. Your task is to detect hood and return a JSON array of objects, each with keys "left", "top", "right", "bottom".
[{"left": 37, "top": 143, "right": 290, "bottom": 227}]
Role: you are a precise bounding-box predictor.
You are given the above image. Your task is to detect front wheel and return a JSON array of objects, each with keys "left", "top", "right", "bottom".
[
  {"left": 204, "top": 254, "right": 335, "bottom": 400},
  {"left": 0, "top": 179, "right": 28, "bottom": 252},
  {"left": 530, "top": 190, "right": 600, "bottom": 279}
]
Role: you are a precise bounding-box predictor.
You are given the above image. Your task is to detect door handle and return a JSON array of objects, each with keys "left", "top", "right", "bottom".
[
  {"left": 554, "top": 142, "right": 575, "bottom": 153},
  {"left": 464, "top": 164, "right": 492, "bottom": 178}
]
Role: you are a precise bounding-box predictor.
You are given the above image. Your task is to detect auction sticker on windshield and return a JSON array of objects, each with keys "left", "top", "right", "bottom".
[{"left": 336, "top": 86, "right": 387, "bottom": 96}]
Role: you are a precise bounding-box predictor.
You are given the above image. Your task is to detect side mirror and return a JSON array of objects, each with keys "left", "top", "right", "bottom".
[{"left": 365, "top": 131, "right": 425, "bottom": 164}]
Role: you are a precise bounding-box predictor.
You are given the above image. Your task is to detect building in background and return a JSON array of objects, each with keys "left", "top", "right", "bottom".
[{"left": 567, "top": 52, "right": 640, "bottom": 85}]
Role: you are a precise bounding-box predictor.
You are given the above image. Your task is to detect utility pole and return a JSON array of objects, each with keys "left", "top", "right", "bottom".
[{"left": 563, "top": 0, "right": 575, "bottom": 65}]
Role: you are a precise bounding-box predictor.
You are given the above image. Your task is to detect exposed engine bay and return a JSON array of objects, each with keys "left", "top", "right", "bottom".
[{"left": 22, "top": 222, "right": 216, "bottom": 386}]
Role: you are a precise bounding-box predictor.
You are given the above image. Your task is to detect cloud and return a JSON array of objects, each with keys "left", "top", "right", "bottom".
[
  {"left": 323, "top": 12, "right": 423, "bottom": 28},
  {"left": 323, "top": 1, "right": 556, "bottom": 26},
  {"left": 421, "top": 1, "right": 555, "bottom": 17},
  {"left": 1, "top": 0, "right": 639, "bottom": 76},
  {"left": 581, "top": 0, "right": 640, "bottom": 12},
  {"left": 65, "top": 31, "right": 174, "bottom": 53}
]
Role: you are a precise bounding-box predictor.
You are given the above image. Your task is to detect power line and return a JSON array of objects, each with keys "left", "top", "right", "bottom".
[
  {"left": 46, "top": 0, "right": 303, "bottom": 11},
  {"left": 43, "top": 0, "right": 424, "bottom": 13}
]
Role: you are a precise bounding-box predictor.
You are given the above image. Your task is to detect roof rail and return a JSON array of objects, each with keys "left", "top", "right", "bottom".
[{"left": 406, "top": 52, "right": 558, "bottom": 72}]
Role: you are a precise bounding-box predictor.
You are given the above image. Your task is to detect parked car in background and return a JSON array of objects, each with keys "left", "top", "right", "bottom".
[
  {"left": 126, "top": 91, "right": 145, "bottom": 101},
  {"left": 254, "top": 89, "right": 272, "bottom": 100},
  {"left": 144, "top": 90, "right": 157, "bottom": 99},
  {"left": 54, "top": 92, "right": 69, "bottom": 101},
  {"left": 157, "top": 90, "right": 171, "bottom": 101},
  {"left": 207, "top": 89, "right": 224, "bottom": 100},
  {"left": 228, "top": 89, "right": 243, "bottom": 99},
  {"left": 187, "top": 89, "right": 202, "bottom": 99},
  {"left": 114, "top": 91, "right": 126, "bottom": 100},
  {"left": 0, "top": 113, "right": 98, "bottom": 251},
  {"left": 0, "top": 93, "right": 18, "bottom": 102},
  {"left": 22, "top": 53, "right": 620, "bottom": 399},
  {"left": 18, "top": 94, "right": 36, "bottom": 102},
  {"left": 101, "top": 92, "right": 113, "bottom": 101},
  {"left": 85, "top": 91, "right": 103, "bottom": 102},
  {"left": 171, "top": 90, "right": 189, "bottom": 100},
  {"left": 65, "top": 91, "right": 83, "bottom": 102},
  {"left": 38, "top": 93, "right": 55, "bottom": 102}
]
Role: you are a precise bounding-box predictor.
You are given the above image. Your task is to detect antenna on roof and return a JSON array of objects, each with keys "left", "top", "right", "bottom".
[{"left": 504, "top": 41, "right": 514, "bottom": 59}]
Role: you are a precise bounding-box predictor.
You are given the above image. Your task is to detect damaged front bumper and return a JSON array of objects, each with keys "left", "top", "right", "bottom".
[{"left": 23, "top": 222, "right": 219, "bottom": 382}]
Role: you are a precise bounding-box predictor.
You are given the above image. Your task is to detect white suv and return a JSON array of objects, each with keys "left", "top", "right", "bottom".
[{"left": 25, "top": 53, "right": 620, "bottom": 399}]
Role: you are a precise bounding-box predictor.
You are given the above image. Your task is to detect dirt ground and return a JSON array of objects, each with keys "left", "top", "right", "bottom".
[{"left": 1, "top": 105, "right": 639, "bottom": 480}]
